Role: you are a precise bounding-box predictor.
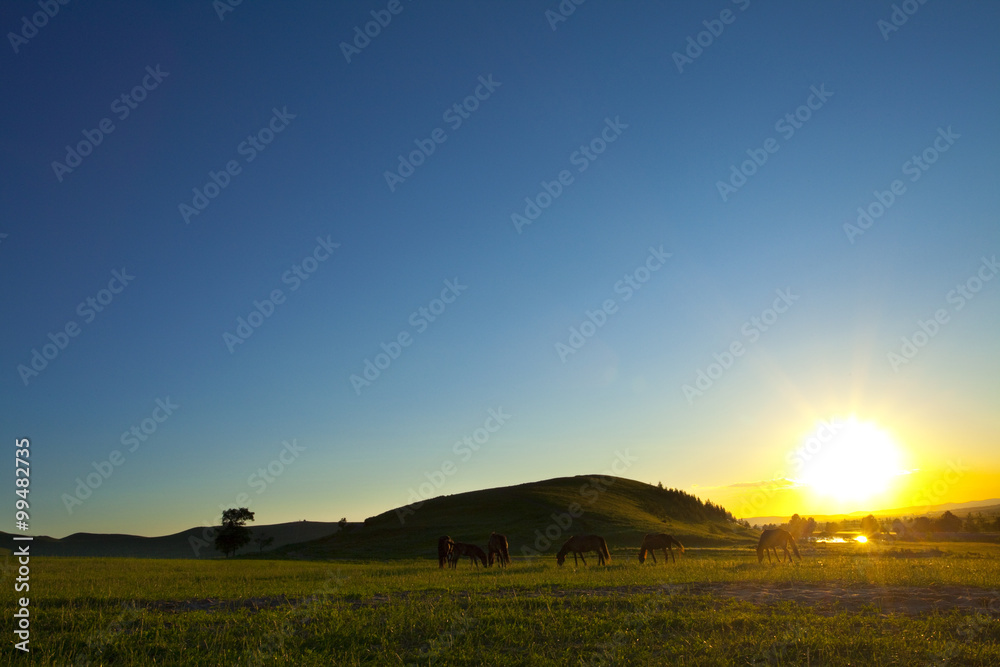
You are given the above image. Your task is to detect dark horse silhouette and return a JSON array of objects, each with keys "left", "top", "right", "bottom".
[
  {"left": 438, "top": 535, "right": 454, "bottom": 568},
  {"left": 638, "top": 533, "right": 684, "bottom": 564},
  {"left": 449, "top": 541, "right": 488, "bottom": 568},
  {"left": 757, "top": 528, "right": 801, "bottom": 564},
  {"left": 487, "top": 532, "right": 510, "bottom": 567},
  {"left": 556, "top": 535, "right": 611, "bottom": 566}
]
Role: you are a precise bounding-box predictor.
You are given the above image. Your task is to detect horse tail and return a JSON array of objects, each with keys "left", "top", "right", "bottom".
[
  {"left": 600, "top": 537, "right": 611, "bottom": 563},
  {"left": 638, "top": 543, "right": 647, "bottom": 562},
  {"left": 672, "top": 536, "right": 685, "bottom": 554},
  {"left": 756, "top": 537, "right": 765, "bottom": 564},
  {"left": 788, "top": 534, "right": 801, "bottom": 560}
]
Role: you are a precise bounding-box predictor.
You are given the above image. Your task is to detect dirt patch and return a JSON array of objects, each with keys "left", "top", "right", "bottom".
[
  {"left": 880, "top": 548, "right": 947, "bottom": 558},
  {"left": 143, "top": 596, "right": 299, "bottom": 612},
  {"left": 653, "top": 582, "right": 1000, "bottom": 616},
  {"left": 136, "top": 584, "right": 1000, "bottom": 617},
  {"left": 468, "top": 583, "right": 1000, "bottom": 616}
]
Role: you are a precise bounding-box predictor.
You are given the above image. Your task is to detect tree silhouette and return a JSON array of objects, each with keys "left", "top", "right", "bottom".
[
  {"left": 860, "top": 514, "right": 880, "bottom": 536},
  {"left": 934, "top": 510, "right": 962, "bottom": 533},
  {"left": 962, "top": 513, "right": 981, "bottom": 533},
  {"left": 214, "top": 507, "right": 255, "bottom": 558},
  {"left": 784, "top": 514, "right": 816, "bottom": 538},
  {"left": 912, "top": 516, "right": 933, "bottom": 534},
  {"left": 253, "top": 533, "right": 275, "bottom": 553}
]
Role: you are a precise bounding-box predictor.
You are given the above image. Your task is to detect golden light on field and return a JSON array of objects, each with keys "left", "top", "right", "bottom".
[
  {"left": 855, "top": 535, "right": 868, "bottom": 543},
  {"left": 794, "top": 419, "right": 906, "bottom": 507}
]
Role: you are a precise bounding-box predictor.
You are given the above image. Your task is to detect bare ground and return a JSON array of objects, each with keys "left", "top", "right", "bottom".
[{"left": 137, "top": 583, "right": 1000, "bottom": 617}]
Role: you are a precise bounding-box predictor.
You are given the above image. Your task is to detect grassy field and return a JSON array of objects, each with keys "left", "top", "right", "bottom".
[{"left": 4, "top": 541, "right": 999, "bottom": 665}]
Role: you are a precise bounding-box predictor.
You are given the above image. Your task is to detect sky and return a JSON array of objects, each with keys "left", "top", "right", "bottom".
[{"left": 1, "top": 1, "right": 998, "bottom": 539}]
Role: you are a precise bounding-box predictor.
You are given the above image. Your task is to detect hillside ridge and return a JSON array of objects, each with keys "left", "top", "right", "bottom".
[{"left": 274, "top": 474, "right": 751, "bottom": 561}]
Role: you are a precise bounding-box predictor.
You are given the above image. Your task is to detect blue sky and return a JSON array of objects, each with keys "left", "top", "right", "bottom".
[{"left": 2, "top": 1, "right": 998, "bottom": 538}]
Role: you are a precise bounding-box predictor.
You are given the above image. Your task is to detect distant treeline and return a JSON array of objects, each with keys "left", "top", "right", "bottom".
[{"left": 758, "top": 510, "right": 1000, "bottom": 538}]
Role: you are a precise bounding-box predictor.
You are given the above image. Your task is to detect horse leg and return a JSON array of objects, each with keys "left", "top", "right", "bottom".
[
  {"left": 579, "top": 552, "right": 587, "bottom": 566},
  {"left": 650, "top": 550, "right": 657, "bottom": 564},
  {"left": 669, "top": 546, "right": 675, "bottom": 564}
]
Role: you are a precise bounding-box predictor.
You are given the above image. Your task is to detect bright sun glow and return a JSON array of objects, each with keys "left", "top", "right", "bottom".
[
  {"left": 855, "top": 535, "right": 868, "bottom": 543},
  {"left": 794, "top": 419, "right": 904, "bottom": 504}
]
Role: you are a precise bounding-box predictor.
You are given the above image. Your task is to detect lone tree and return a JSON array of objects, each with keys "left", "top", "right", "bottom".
[{"left": 214, "top": 507, "right": 255, "bottom": 558}]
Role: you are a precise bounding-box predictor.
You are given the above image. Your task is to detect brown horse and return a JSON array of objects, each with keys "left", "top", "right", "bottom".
[
  {"left": 487, "top": 532, "right": 510, "bottom": 567},
  {"left": 449, "top": 541, "right": 488, "bottom": 568},
  {"left": 438, "top": 535, "right": 454, "bottom": 568},
  {"left": 638, "top": 533, "right": 684, "bottom": 564},
  {"left": 556, "top": 535, "right": 611, "bottom": 566},
  {"left": 757, "top": 528, "right": 801, "bottom": 564}
]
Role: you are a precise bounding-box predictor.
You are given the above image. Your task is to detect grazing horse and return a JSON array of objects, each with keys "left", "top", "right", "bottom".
[
  {"left": 757, "top": 528, "right": 801, "bottom": 564},
  {"left": 438, "top": 536, "right": 454, "bottom": 568},
  {"left": 638, "top": 533, "right": 684, "bottom": 564},
  {"left": 556, "top": 535, "right": 611, "bottom": 566},
  {"left": 487, "top": 532, "right": 510, "bottom": 567},
  {"left": 449, "top": 542, "right": 488, "bottom": 568}
]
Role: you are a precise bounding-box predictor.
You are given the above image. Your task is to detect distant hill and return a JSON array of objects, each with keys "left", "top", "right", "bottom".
[
  {"left": 271, "top": 475, "right": 754, "bottom": 561},
  {"left": 5, "top": 476, "right": 753, "bottom": 560},
  {"left": 1, "top": 521, "right": 341, "bottom": 559}
]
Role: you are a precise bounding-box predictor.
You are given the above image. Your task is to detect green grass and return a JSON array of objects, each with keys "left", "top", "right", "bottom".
[{"left": 5, "top": 542, "right": 999, "bottom": 665}]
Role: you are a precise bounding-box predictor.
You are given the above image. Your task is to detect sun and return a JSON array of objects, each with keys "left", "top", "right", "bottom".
[{"left": 793, "top": 419, "right": 904, "bottom": 505}]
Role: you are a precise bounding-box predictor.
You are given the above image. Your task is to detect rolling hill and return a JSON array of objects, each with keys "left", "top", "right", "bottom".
[
  {"left": 271, "top": 475, "right": 755, "bottom": 560},
  {"left": 5, "top": 475, "right": 754, "bottom": 560},
  {"left": 0, "top": 521, "right": 341, "bottom": 559}
]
